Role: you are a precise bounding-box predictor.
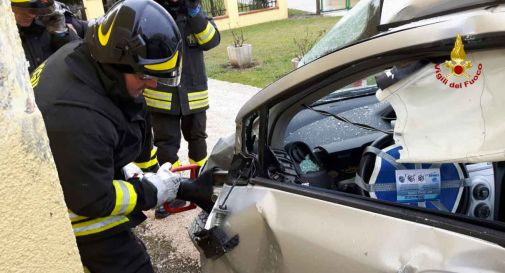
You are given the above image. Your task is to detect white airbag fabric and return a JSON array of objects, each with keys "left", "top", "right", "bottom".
[{"left": 376, "top": 49, "right": 505, "bottom": 163}]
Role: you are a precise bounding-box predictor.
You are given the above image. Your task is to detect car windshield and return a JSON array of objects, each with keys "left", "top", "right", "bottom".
[
  {"left": 299, "top": 0, "right": 503, "bottom": 67},
  {"left": 298, "top": 0, "right": 382, "bottom": 66},
  {"left": 313, "top": 75, "right": 378, "bottom": 106}
]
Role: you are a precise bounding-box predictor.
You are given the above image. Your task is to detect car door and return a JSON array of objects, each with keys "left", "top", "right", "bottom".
[{"left": 199, "top": 5, "right": 505, "bottom": 273}]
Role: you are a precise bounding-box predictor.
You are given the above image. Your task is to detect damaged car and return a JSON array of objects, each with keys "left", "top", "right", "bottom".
[{"left": 191, "top": 0, "right": 505, "bottom": 272}]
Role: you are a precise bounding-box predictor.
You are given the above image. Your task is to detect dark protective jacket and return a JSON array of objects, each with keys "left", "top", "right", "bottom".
[
  {"left": 143, "top": 10, "right": 220, "bottom": 115},
  {"left": 33, "top": 41, "right": 159, "bottom": 241},
  {"left": 19, "top": 5, "right": 87, "bottom": 74}
]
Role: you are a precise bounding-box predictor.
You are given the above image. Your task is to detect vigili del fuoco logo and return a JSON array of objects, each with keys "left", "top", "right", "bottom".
[{"left": 434, "top": 34, "right": 483, "bottom": 89}]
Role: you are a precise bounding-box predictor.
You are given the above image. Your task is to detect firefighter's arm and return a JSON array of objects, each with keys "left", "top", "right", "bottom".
[
  {"left": 49, "top": 30, "right": 80, "bottom": 52},
  {"left": 38, "top": 2, "right": 81, "bottom": 50},
  {"left": 133, "top": 141, "right": 159, "bottom": 173},
  {"left": 67, "top": 17, "right": 88, "bottom": 39},
  {"left": 49, "top": 129, "right": 158, "bottom": 219},
  {"left": 60, "top": 1, "right": 89, "bottom": 38},
  {"left": 186, "top": 9, "right": 221, "bottom": 50},
  {"left": 133, "top": 113, "right": 159, "bottom": 173}
]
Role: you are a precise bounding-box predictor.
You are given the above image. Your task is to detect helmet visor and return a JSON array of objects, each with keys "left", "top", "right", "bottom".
[
  {"left": 157, "top": 65, "right": 181, "bottom": 87},
  {"left": 136, "top": 64, "right": 181, "bottom": 87},
  {"left": 137, "top": 39, "right": 182, "bottom": 87}
]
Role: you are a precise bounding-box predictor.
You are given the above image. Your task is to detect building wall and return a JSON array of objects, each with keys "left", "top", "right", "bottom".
[
  {"left": 0, "top": 4, "right": 83, "bottom": 273},
  {"left": 83, "top": 0, "right": 104, "bottom": 19},
  {"left": 81, "top": 0, "right": 288, "bottom": 29},
  {"left": 213, "top": 0, "right": 288, "bottom": 31}
]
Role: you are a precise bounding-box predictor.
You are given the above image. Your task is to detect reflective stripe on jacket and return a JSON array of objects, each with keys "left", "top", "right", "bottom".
[
  {"left": 134, "top": 146, "right": 159, "bottom": 172},
  {"left": 69, "top": 180, "right": 137, "bottom": 236},
  {"left": 33, "top": 41, "right": 159, "bottom": 242},
  {"left": 144, "top": 11, "right": 220, "bottom": 115}
]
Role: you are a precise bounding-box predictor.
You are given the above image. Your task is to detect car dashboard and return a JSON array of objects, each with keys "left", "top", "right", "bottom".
[{"left": 265, "top": 93, "right": 496, "bottom": 220}]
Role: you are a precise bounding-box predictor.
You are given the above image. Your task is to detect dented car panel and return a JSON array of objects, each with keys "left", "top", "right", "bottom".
[
  {"left": 196, "top": 1, "right": 505, "bottom": 272},
  {"left": 203, "top": 184, "right": 505, "bottom": 273}
]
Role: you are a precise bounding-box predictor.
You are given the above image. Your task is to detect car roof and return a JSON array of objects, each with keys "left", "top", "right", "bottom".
[{"left": 380, "top": 0, "right": 504, "bottom": 29}]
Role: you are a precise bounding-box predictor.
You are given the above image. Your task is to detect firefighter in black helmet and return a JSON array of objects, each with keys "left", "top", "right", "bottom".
[
  {"left": 146, "top": 0, "right": 221, "bottom": 219},
  {"left": 11, "top": 0, "right": 87, "bottom": 73},
  {"left": 32, "top": 0, "right": 214, "bottom": 272}
]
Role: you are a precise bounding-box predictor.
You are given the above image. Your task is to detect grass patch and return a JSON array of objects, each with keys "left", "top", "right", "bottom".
[
  {"left": 205, "top": 16, "right": 339, "bottom": 88},
  {"left": 288, "top": 8, "right": 310, "bottom": 17}
]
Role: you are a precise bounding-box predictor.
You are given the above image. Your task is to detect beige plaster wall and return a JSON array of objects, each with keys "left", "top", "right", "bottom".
[
  {"left": 213, "top": 0, "right": 288, "bottom": 31},
  {"left": 0, "top": 3, "right": 83, "bottom": 272},
  {"left": 82, "top": 0, "right": 104, "bottom": 19},
  {"left": 81, "top": 0, "right": 287, "bottom": 30}
]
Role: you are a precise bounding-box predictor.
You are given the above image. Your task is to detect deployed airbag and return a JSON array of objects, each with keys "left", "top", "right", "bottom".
[{"left": 376, "top": 48, "right": 505, "bottom": 163}]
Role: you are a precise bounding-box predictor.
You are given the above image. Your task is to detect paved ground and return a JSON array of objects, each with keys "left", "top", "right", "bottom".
[
  {"left": 136, "top": 79, "right": 261, "bottom": 273},
  {"left": 288, "top": 0, "right": 317, "bottom": 13}
]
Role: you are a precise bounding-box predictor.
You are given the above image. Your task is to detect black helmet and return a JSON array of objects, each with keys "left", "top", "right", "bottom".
[
  {"left": 85, "top": 0, "right": 182, "bottom": 86},
  {"left": 11, "top": 0, "right": 56, "bottom": 15}
]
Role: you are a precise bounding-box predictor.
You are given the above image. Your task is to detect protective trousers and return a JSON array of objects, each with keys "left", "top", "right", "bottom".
[
  {"left": 78, "top": 230, "right": 154, "bottom": 273},
  {"left": 151, "top": 111, "right": 207, "bottom": 165}
]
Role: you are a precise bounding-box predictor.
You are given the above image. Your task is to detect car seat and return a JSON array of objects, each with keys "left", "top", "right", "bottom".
[{"left": 355, "top": 134, "right": 470, "bottom": 213}]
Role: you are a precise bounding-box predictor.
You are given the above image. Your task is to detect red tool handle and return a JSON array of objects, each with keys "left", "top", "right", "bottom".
[{"left": 162, "top": 164, "right": 199, "bottom": 213}]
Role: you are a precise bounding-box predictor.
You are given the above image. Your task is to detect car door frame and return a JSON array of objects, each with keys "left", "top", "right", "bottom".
[
  {"left": 202, "top": 10, "right": 505, "bottom": 273},
  {"left": 256, "top": 35, "right": 505, "bottom": 244}
]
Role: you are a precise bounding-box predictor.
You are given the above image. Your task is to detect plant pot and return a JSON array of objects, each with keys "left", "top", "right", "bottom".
[
  {"left": 291, "top": 57, "right": 300, "bottom": 69},
  {"left": 227, "top": 44, "right": 252, "bottom": 68}
]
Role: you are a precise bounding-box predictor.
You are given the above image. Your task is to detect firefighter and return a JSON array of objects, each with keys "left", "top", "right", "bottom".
[
  {"left": 11, "top": 0, "right": 88, "bottom": 73},
  {"left": 32, "top": 0, "right": 213, "bottom": 272},
  {"left": 147, "top": 0, "right": 220, "bottom": 219}
]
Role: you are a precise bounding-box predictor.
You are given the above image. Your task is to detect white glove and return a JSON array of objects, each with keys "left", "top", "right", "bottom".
[
  {"left": 122, "top": 162, "right": 144, "bottom": 180},
  {"left": 143, "top": 163, "right": 182, "bottom": 207}
]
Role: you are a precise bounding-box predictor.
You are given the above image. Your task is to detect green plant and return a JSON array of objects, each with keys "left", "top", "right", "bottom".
[
  {"left": 206, "top": 16, "right": 339, "bottom": 87},
  {"left": 230, "top": 25, "right": 246, "bottom": 47},
  {"left": 293, "top": 28, "right": 326, "bottom": 59}
]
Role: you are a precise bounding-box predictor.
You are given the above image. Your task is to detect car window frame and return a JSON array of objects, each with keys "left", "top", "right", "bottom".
[{"left": 237, "top": 33, "right": 505, "bottom": 246}]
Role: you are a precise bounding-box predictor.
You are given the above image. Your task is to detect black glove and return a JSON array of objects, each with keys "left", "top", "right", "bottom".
[
  {"left": 177, "top": 169, "right": 214, "bottom": 212},
  {"left": 38, "top": 3, "right": 67, "bottom": 35}
]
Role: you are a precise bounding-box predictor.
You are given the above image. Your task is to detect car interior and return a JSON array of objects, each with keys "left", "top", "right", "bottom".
[{"left": 245, "top": 60, "right": 503, "bottom": 226}]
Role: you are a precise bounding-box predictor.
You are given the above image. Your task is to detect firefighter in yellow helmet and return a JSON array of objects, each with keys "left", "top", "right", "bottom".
[{"left": 32, "top": 0, "right": 214, "bottom": 271}]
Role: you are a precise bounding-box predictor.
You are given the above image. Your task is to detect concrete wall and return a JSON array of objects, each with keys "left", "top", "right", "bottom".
[
  {"left": 0, "top": 3, "right": 83, "bottom": 273},
  {"left": 213, "top": 0, "right": 288, "bottom": 31}
]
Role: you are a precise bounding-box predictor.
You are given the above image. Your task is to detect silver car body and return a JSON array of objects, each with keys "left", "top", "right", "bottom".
[{"left": 199, "top": 1, "right": 505, "bottom": 272}]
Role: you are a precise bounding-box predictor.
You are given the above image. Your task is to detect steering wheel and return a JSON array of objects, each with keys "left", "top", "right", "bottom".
[{"left": 284, "top": 141, "right": 332, "bottom": 189}]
